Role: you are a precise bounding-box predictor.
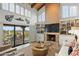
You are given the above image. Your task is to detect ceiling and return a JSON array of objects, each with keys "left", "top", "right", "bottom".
[{"left": 31, "top": 3, "right": 45, "bottom": 11}]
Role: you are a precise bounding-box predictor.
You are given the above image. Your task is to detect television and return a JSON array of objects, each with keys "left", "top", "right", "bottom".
[{"left": 45, "top": 23, "right": 59, "bottom": 32}]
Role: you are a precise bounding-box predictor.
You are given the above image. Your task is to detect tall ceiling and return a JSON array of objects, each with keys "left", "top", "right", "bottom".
[{"left": 31, "top": 3, "right": 45, "bottom": 11}]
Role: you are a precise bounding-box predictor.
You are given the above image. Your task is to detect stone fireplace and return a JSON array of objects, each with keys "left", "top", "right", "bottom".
[{"left": 44, "top": 32, "right": 59, "bottom": 45}]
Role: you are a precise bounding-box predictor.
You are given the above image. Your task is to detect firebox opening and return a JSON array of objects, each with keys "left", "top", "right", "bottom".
[{"left": 47, "top": 34, "right": 56, "bottom": 42}]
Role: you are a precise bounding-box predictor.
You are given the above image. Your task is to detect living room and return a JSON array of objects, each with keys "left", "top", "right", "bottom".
[{"left": 0, "top": 3, "right": 79, "bottom": 56}]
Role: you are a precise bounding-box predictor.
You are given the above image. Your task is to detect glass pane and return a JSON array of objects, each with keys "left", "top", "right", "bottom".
[
  {"left": 15, "top": 5, "right": 20, "bottom": 14},
  {"left": 25, "top": 9, "right": 27, "bottom": 17},
  {"left": 41, "top": 12, "right": 45, "bottom": 22},
  {"left": 27, "top": 10, "right": 31, "bottom": 17},
  {"left": 21, "top": 7, "right": 24, "bottom": 15},
  {"left": 15, "top": 27, "right": 23, "bottom": 45},
  {"left": 62, "top": 6, "right": 69, "bottom": 18},
  {"left": 24, "top": 27, "right": 29, "bottom": 43},
  {"left": 2, "top": 3, "right": 9, "bottom": 10},
  {"left": 38, "top": 15, "right": 42, "bottom": 22},
  {"left": 3, "top": 26, "right": 14, "bottom": 47},
  {"left": 9, "top": 3, "right": 15, "bottom": 12},
  {"left": 70, "top": 6, "right": 77, "bottom": 17}
]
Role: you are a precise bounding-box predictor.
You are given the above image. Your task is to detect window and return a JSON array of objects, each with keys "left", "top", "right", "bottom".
[
  {"left": 62, "top": 6, "right": 69, "bottom": 18},
  {"left": 24, "top": 27, "right": 30, "bottom": 43},
  {"left": 15, "top": 5, "right": 20, "bottom": 14},
  {"left": 70, "top": 6, "right": 77, "bottom": 17},
  {"left": 3, "top": 26, "right": 14, "bottom": 47},
  {"left": 2, "top": 3, "right": 9, "bottom": 10},
  {"left": 3, "top": 25, "right": 29, "bottom": 47},
  {"left": 38, "top": 12, "right": 45, "bottom": 22},
  {"left": 62, "top": 5, "right": 77, "bottom": 18},
  {"left": 9, "top": 3, "right": 15, "bottom": 12},
  {"left": 38, "top": 14, "right": 42, "bottom": 22},
  {"left": 41, "top": 12, "right": 45, "bottom": 22},
  {"left": 15, "top": 26, "right": 23, "bottom": 46},
  {"left": 21, "top": 7, "right": 24, "bottom": 15},
  {"left": 25, "top": 9, "right": 28, "bottom": 16},
  {"left": 27, "top": 10, "right": 31, "bottom": 17}
]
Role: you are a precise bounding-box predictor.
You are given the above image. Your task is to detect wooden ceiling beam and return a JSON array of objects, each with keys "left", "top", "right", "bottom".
[
  {"left": 37, "top": 3, "right": 45, "bottom": 11},
  {"left": 31, "top": 3, "right": 36, "bottom": 8},
  {"left": 31, "top": 3, "right": 45, "bottom": 11}
]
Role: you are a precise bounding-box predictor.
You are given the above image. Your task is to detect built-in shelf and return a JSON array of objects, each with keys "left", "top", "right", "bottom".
[
  {"left": 60, "top": 19, "right": 79, "bottom": 34},
  {"left": 0, "top": 19, "right": 30, "bottom": 26},
  {"left": 36, "top": 23, "right": 45, "bottom": 33}
]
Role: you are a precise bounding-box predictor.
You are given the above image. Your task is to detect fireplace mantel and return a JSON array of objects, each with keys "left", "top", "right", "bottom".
[{"left": 44, "top": 32, "right": 59, "bottom": 35}]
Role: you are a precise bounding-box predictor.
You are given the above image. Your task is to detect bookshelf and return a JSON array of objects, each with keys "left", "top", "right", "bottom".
[
  {"left": 60, "top": 19, "right": 79, "bottom": 34},
  {"left": 36, "top": 23, "right": 45, "bottom": 33}
]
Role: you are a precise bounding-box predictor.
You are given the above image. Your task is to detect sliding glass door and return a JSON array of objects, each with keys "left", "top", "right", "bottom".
[
  {"left": 3, "top": 25, "right": 30, "bottom": 47},
  {"left": 24, "top": 27, "right": 30, "bottom": 43},
  {"left": 15, "top": 26, "right": 23, "bottom": 46},
  {"left": 3, "top": 26, "right": 14, "bottom": 47}
]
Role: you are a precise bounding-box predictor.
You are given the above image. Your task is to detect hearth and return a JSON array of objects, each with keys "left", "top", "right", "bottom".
[{"left": 44, "top": 32, "right": 59, "bottom": 44}]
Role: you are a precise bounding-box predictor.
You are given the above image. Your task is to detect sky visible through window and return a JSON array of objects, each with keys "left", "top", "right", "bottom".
[
  {"left": 62, "top": 5, "right": 77, "bottom": 18},
  {"left": 62, "top": 6, "right": 69, "bottom": 18},
  {"left": 3, "top": 26, "right": 14, "bottom": 31},
  {"left": 3, "top": 26, "right": 29, "bottom": 31}
]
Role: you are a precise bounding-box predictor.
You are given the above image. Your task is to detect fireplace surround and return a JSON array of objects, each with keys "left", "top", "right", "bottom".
[
  {"left": 44, "top": 32, "right": 59, "bottom": 43},
  {"left": 44, "top": 32, "right": 60, "bottom": 55}
]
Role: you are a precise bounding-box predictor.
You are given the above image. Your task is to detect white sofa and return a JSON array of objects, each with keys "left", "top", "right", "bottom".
[
  {"left": 59, "top": 35, "right": 75, "bottom": 46},
  {"left": 58, "top": 35, "right": 75, "bottom": 56}
]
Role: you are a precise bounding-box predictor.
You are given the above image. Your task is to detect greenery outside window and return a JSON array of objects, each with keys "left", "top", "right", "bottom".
[{"left": 3, "top": 25, "right": 29, "bottom": 47}]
